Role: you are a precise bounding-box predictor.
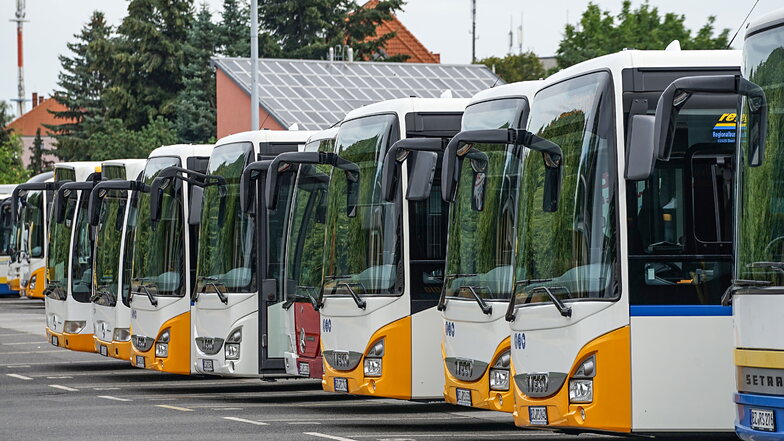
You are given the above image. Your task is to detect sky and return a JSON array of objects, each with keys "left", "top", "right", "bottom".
[{"left": 1, "top": 0, "right": 780, "bottom": 118}]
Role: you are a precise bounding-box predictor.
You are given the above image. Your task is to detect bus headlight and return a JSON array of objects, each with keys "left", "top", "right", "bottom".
[
  {"left": 113, "top": 328, "right": 131, "bottom": 342},
  {"left": 63, "top": 320, "right": 86, "bottom": 334},
  {"left": 569, "top": 354, "right": 596, "bottom": 404},
  {"left": 29, "top": 274, "right": 37, "bottom": 290},
  {"left": 225, "top": 327, "right": 242, "bottom": 360},
  {"left": 363, "top": 339, "right": 384, "bottom": 377},
  {"left": 155, "top": 328, "right": 170, "bottom": 358},
  {"left": 489, "top": 350, "right": 511, "bottom": 391}
]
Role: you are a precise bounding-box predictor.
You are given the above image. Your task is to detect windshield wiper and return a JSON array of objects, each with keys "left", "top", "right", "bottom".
[
  {"left": 90, "top": 286, "right": 115, "bottom": 304},
  {"left": 198, "top": 276, "right": 228, "bottom": 305},
  {"left": 282, "top": 288, "right": 320, "bottom": 310},
  {"left": 334, "top": 282, "right": 366, "bottom": 310},
  {"left": 749, "top": 261, "right": 784, "bottom": 275},
  {"left": 45, "top": 280, "right": 66, "bottom": 301},
  {"left": 721, "top": 277, "right": 773, "bottom": 306},
  {"left": 131, "top": 278, "right": 158, "bottom": 306},
  {"left": 459, "top": 285, "right": 493, "bottom": 315},
  {"left": 505, "top": 278, "right": 553, "bottom": 322},
  {"left": 437, "top": 273, "right": 477, "bottom": 312}
]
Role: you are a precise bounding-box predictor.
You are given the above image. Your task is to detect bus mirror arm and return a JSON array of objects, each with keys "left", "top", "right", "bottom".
[
  {"left": 150, "top": 167, "right": 225, "bottom": 223},
  {"left": 240, "top": 160, "right": 272, "bottom": 213},
  {"left": 11, "top": 182, "right": 50, "bottom": 220},
  {"left": 55, "top": 182, "right": 96, "bottom": 224},
  {"left": 88, "top": 181, "right": 139, "bottom": 226},
  {"left": 654, "top": 75, "right": 767, "bottom": 163},
  {"left": 381, "top": 138, "right": 446, "bottom": 202}
]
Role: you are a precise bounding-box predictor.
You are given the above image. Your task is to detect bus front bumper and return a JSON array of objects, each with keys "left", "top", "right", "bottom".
[
  {"left": 735, "top": 392, "right": 784, "bottom": 440},
  {"left": 94, "top": 337, "right": 131, "bottom": 361},
  {"left": 46, "top": 328, "right": 96, "bottom": 353},
  {"left": 23, "top": 268, "right": 45, "bottom": 299},
  {"left": 443, "top": 338, "right": 513, "bottom": 412},
  {"left": 130, "top": 312, "right": 191, "bottom": 375}
]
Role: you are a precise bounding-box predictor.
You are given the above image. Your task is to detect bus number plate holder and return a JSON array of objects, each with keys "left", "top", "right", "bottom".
[
  {"left": 298, "top": 362, "right": 310, "bottom": 376},
  {"left": 51, "top": 335, "right": 58, "bottom": 346},
  {"left": 529, "top": 406, "right": 548, "bottom": 425},
  {"left": 99, "top": 345, "right": 108, "bottom": 357},
  {"left": 751, "top": 408, "right": 775, "bottom": 432},
  {"left": 334, "top": 377, "right": 348, "bottom": 393},
  {"left": 456, "top": 388, "right": 472, "bottom": 406},
  {"left": 135, "top": 355, "right": 145, "bottom": 368},
  {"left": 202, "top": 359, "right": 214, "bottom": 372}
]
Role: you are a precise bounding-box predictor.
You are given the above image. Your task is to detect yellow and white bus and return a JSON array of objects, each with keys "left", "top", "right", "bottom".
[
  {"left": 183, "top": 130, "right": 312, "bottom": 377},
  {"left": 505, "top": 48, "right": 742, "bottom": 433},
  {"left": 0, "top": 184, "right": 18, "bottom": 295},
  {"left": 88, "top": 159, "right": 146, "bottom": 360},
  {"left": 268, "top": 98, "right": 466, "bottom": 399},
  {"left": 128, "top": 144, "right": 213, "bottom": 374},
  {"left": 428, "top": 81, "right": 539, "bottom": 412},
  {"left": 11, "top": 172, "right": 54, "bottom": 300},
  {"left": 45, "top": 162, "right": 103, "bottom": 352}
]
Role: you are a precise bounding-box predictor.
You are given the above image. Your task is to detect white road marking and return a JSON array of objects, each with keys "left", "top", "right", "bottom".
[
  {"left": 98, "top": 395, "right": 132, "bottom": 402},
  {"left": 223, "top": 416, "right": 269, "bottom": 426},
  {"left": 46, "top": 376, "right": 73, "bottom": 379},
  {"left": 4, "top": 365, "right": 30, "bottom": 368},
  {"left": 1, "top": 349, "right": 62, "bottom": 355},
  {"left": 6, "top": 373, "right": 32, "bottom": 380},
  {"left": 49, "top": 384, "right": 78, "bottom": 392},
  {"left": 3, "top": 341, "right": 46, "bottom": 345},
  {"left": 288, "top": 422, "right": 321, "bottom": 425},
  {"left": 304, "top": 433, "right": 358, "bottom": 441},
  {"left": 155, "top": 404, "right": 193, "bottom": 412},
  {"left": 209, "top": 407, "right": 244, "bottom": 411},
  {"left": 0, "top": 333, "right": 28, "bottom": 337},
  {"left": 93, "top": 387, "right": 121, "bottom": 391}
]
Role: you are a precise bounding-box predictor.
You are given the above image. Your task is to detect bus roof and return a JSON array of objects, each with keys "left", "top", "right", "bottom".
[
  {"left": 342, "top": 97, "right": 469, "bottom": 123},
  {"left": 468, "top": 80, "right": 543, "bottom": 105},
  {"left": 215, "top": 129, "right": 316, "bottom": 149},
  {"left": 148, "top": 144, "right": 214, "bottom": 160},
  {"left": 306, "top": 126, "right": 340, "bottom": 144},
  {"left": 746, "top": 8, "right": 784, "bottom": 38}
]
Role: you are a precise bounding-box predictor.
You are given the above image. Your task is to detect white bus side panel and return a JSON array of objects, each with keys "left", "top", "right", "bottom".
[
  {"left": 735, "top": 295, "right": 784, "bottom": 351},
  {"left": 630, "top": 315, "right": 734, "bottom": 431},
  {"left": 411, "top": 306, "right": 444, "bottom": 399}
]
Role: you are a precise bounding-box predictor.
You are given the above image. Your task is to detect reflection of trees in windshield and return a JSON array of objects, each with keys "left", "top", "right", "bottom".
[
  {"left": 23, "top": 192, "right": 44, "bottom": 258},
  {"left": 130, "top": 158, "right": 184, "bottom": 297},
  {"left": 94, "top": 192, "right": 126, "bottom": 306},
  {"left": 46, "top": 197, "right": 75, "bottom": 300},
  {"left": 515, "top": 72, "right": 617, "bottom": 303},
  {"left": 71, "top": 195, "right": 93, "bottom": 302},
  {"left": 324, "top": 114, "right": 400, "bottom": 296},
  {"left": 196, "top": 144, "right": 255, "bottom": 294},
  {"left": 0, "top": 203, "right": 12, "bottom": 255},
  {"left": 737, "top": 41, "right": 784, "bottom": 282}
]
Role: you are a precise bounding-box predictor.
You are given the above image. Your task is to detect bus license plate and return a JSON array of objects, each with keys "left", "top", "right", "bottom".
[
  {"left": 751, "top": 408, "right": 775, "bottom": 432},
  {"left": 99, "top": 345, "right": 108, "bottom": 357},
  {"left": 135, "top": 355, "right": 145, "bottom": 368},
  {"left": 456, "top": 388, "right": 472, "bottom": 406},
  {"left": 202, "top": 359, "right": 214, "bottom": 372},
  {"left": 51, "top": 335, "right": 58, "bottom": 346},
  {"left": 334, "top": 377, "right": 348, "bottom": 392},
  {"left": 298, "top": 362, "right": 310, "bottom": 377},
  {"left": 529, "top": 406, "right": 548, "bottom": 425}
]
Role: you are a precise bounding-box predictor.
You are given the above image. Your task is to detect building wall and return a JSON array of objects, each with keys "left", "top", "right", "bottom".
[
  {"left": 216, "top": 69, "right": 285, "bottom": 139},
  {"left": 19, "top": 136, "right": 58, "bottom": 169}
]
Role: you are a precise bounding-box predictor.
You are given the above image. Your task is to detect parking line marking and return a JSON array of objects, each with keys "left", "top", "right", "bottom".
[
  {"left": 304, "top": 433, "right": 358, "bottom": 441},
  {"left": 93, "top": 387, "right": 121, "bottom": 391},
  {"left": 223, "top": 416, "right": 269, "bottom": 426},
  {"left": 6, "top": 373, "right": 32, "bottom": 380},
  {"left": 4, "top": 365, "right": 30, "bottom": 368},
  {"left": 3, "top": 341, "right": 47, "bottom": 345},
  {"left": 46, "top": 376, "right": 73, "bottom": 379},
  {"left": 288, "top": 422, "right": 321, "bottom": 425},
  {"left": 49, "top": 384, "right": 78, "bottom": 392},
  {"left": 155, "top": 404, "right": 193, "bottom": 412},
  {"left": 98, "top": 395, "right": 132, "bottom": 402},
  {"left": 1, "top": 349, "right": 62, "bottom": 355}
]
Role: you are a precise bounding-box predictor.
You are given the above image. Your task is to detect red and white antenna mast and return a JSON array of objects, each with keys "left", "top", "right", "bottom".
[{"left": 10, "top": 0, "right": 28, "bottom": 116}]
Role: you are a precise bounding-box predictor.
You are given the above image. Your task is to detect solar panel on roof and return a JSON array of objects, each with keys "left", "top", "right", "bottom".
[{"left": 213, "top": 57, "right": 500, "bottom": 130}]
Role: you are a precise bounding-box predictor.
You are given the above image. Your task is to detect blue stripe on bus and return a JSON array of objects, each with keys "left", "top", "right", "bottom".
[{"left": 629, "top": 305, "right": 731, "bottom": 316}]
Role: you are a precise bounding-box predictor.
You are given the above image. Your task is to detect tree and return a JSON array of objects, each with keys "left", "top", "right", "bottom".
[
  {"left": 105, "top": 0, "right": 195, "bottom": 130},
  {"left": 47, "top": 11, "right": 114, "bottom": 161},
  {"left": 0, "top": 101, "right": 29, "bottom": 183},
  {"left": 556, "top": 1, "right": 730, "bottom": 69},
  {"left": 218, "top": 0, "right": 251, "bottom": 57},
  {"left": 175, "top": 3, "right": 218, "bottom": 143},
  {"left": 476, "top": 52, "right": 546, "bottom": 83},
  {"left": 85, "top": 117, "right": 177, "bottom": 161},
  {"left": 258, "top": 0, "right": 406, "bottom": 60},
  {"left": 28, "top": 129, "right": 52, "bottom": 175}
]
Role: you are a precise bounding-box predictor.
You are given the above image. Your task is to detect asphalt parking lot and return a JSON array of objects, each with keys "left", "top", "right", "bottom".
[{"left": 0, "top": 296, "right": 729, "bottom": 441}]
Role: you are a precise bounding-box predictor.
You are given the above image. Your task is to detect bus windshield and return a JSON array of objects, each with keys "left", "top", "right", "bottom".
[
  {"left": 22, "top": 191, "right": 45, "bottom": 259},
  {"left": 93, "top": 190, "right": 128, "bottom": 307},
  {"left": 284, "top": 138, "right": 334, "bottom": 304},
  {"left": 130, "top": 157, "right": 184, "bottom": 297},
  {"left": 323, "top": 114, "right": 401, "bottom": 297},
  {"left": 445, "top": 98, "right": 524, "bottom": 302},
  {"left": 70, "top": 193, "right": 93, "bottom": 303},
  {"left": 513, "top": 72, "right": 617, "bottom": 305},
  {"left": 46, "top": 197, "right": 76, "bottom": 301},
  {"left": 196, "top": 143, "right": 256, "bottom": 295},
  {"left": 736, "top": 25, "right": 784, "bottom": 283},
  {"left": 0, "top": 201, "right": 12, "bottom": 255}
]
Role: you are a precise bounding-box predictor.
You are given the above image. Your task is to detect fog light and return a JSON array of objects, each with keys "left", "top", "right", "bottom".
[
  {"left": 364, "top": 358, "right": 382, "bottom": 377},
  {"left": 63, "top": 320, "right": 86, "bottom": 334},
  {"left": 155, "top": 342, "right": 168, "bottom": 358},
  {"left": 113, "top": 328, "right": 131, "bottom": 342},
  {"left": 225, "top": 343, "right": 240, "bottom": 360},
  {"left": 569, "top": 379, "right": 593, "bottom": 403}
]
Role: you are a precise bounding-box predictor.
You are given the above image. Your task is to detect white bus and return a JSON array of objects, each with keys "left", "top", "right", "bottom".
[{"left": 0, "top": 184, "right": 18, "bottom": 295}]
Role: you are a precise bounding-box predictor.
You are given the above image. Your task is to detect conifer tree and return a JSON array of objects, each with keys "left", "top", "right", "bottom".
[
  {"left": 28, "top": 129, "right": 52, "bottom": 174},
  {"left": 219, "top": 0, "right": 250, "bottom": 57},
  {"left": 0, "top": 101, "right": 29, "bottom": 183}
]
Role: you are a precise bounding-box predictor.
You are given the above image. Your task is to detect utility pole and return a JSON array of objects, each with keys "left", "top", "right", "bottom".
[
  {"left": 10, "top": 0, "right": 28, "bottom": 116},
  {"left": 508, "top": 16, "right": 513, "bottom": 55},
  {"left": 471, "top": 0, "right": 476, "bottom": 63},
  {"left": 250, "top": 0, "right": 259, "bottom": 131}
]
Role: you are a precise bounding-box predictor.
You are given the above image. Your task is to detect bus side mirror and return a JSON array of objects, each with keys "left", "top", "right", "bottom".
[
  {"left": 189, "top": 186, "right": 203, "bottom": 226},
  {"left": 406, "top": 151, "right": 438, "bottom": 201},
  {"left": 381, "top": 138, "right": 444, "bottom": 202},
  {"left": 149, "top": 176, "right": 168, "bottom": 224},
  {"left": 520, "top": 131, "right": 563, "bottom": 213},
  {"left": 625, "top": 114, "right": 657, "bottom": 181},
  {"left": 441, "top": 129, "right": 514, "bottom": 203}
]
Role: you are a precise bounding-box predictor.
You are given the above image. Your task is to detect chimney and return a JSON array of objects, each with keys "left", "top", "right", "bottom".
[
  {"left": 31, "top": 92, "right": 37, "bottom": 108},
  {"left": 38, "top": 95, "right": 44, "bottom": 105}
]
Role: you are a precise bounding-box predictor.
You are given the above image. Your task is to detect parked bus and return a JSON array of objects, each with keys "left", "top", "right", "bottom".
[
  {"left": 267, "top": 98, "right": 466, "bottom": 399},
  {"left": 11, "top": 172, "right": 55, "bottom": 299},
  {"left": 128, "top": 144, "right": 212, "bottom": 374},
  {"left": 45, "top": 162, "right": 102, "bottom": 352},
  {"left": 0, "top": 185, "right": 18, "bottom": 295},
  {"left": 178, "top": 130, "right": 312, "bottom": 377},
  {"left": 87, "top": 159, "right": 146, "bottom": 360},
  {"left": 383, "top": 82, "right": 541, "bottom": 411},
  {"left": 503, "top": 48, "right": 742, "bottom": 433},
  {"left": 279, "top": 127, "right": 338, "bottom": 378}
]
